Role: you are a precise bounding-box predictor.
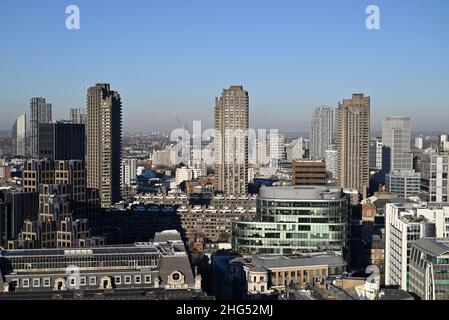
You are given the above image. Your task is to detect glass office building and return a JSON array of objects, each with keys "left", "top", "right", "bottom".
[{"left": 232, "top": 186, "right": 348, "bottom": 254}]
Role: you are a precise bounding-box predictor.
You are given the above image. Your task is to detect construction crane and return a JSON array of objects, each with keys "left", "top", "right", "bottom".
[{"left": 171, "top": 111, "right": 188, "bottom": 131}]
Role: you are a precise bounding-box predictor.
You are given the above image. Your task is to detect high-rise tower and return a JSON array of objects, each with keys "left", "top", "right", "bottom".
[
  {"left": 214, "top": 86, "right": 249, "bottom": 195},
  {"left": 336, "top": 93, "right": 370, "bottom": 197},
  {"left": 86, "top": 83, "right": 122, "bottom": 208}
]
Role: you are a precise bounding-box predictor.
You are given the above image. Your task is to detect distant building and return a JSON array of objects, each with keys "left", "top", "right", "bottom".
[
  {"left": 232, "top": 186, "right": 348, "bottom": 254},
  {"left": 292, "top": 160, "right": 326, "bottom": 186},
  {"left": 29, "top": 97, "right": 52, "bottom": 157},
  {"left": 310, "top": 106, "right": 333, "bottom": 160},
  {"left": 11, "top": 114, "right": 26, "bottom": 157},
  {"left": 325, "top": 146, "right": 338, "bottom": 180},
  {"left": 414, "top": 137, "right": 423, "bottom": 150},
  {"left": 369, "top": 137, "right": 383, "bottom": 171},
  {"left": 70, "top": 107, "right": 87, "bottom": 124},
  {"left": 285, "top": 137, "right": 304, "bottom": 162},
  {"left": 122, "top": 158, "right": 137, "bottom": 187},
  {"left": 409, "top": 238, "right": 449, "bottom": 300},
  {"left": 267, "top": 132, "right": 285, "bottom": 166}
]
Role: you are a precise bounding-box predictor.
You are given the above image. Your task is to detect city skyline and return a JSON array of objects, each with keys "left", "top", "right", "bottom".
[{"left": 1, "top": 0, "right": 449, "bottom": 132}]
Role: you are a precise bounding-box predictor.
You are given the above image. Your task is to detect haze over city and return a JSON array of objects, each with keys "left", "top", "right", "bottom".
[{"left": 1, "top": 0, "right": 449, "bottom": 132}]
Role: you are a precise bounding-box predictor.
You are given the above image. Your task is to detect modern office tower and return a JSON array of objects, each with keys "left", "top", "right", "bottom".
[
  {"left": 286, "top": 137, "right": 304, "bottom": 162},
  {"left": 38, "top": 122, "right": 85, "bottom": 161},
  {"left": 70, "top": 107, "right": 87, "bottom": 124},
  {"left": 292, "top": 160, "right": 326, "bottom": 186},
  {"left": 335, "top": 94, "right": 370, "bottom": 197},
  {"left": 214, "top": 86, "right": 249, "bottom": 196},
  {"left": 122, "top": 158, "right": 137, "bottom": 187},
  {"left": 409, "top": 238, "right": 449, "bottom": 300},
  {"left": 267, "top": 132, "right": 286, "bottom": 165},
  {"left": 87, "top": 83, "right": 123, "bottom": 208},
  {"left": 11, "top": 114, "right": 26, "bottom": 157},
  {"left": 310, "top": 106, "right": 333, "bottom": 160},
  {"left": 369, "top": 137, "right": 383, "bottom": 171},
  {"left": 325, "top": 146, "right": 338, "bottom": 180},
  {"left": 29, "top": 97, "right": 52, "bottom": 157},
  {"left": 385, "top": 170, "right": 421, "bottom": 198},
  {"left": 415, "top": 137, "right": 424, "bottom": 150},
  {"left": 421, "top": 153, "right": 449, "bottom": 203},
  {"left": 384, "top": 202, "right": 449, "bottom": 291},
  {"left": 382, "top": 116, "right": 413, "bottom": 173},
  {"left": 232, "top": 186, "right": 348, "bottom": 254}
]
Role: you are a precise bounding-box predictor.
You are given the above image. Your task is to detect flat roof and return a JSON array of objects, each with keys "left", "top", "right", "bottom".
[{"left": 259, "top": 186, "right": 344, "bottom": 201}]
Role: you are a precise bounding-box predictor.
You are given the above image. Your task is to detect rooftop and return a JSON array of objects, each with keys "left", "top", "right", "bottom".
[
  {"left": 413, "top": 238, "right": 449, "bottom": 258},
  {"left": 259, "top": 186, "right": 344, "bottom": 201}
]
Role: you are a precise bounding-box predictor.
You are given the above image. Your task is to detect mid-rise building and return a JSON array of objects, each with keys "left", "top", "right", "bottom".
[
  {"left": 232, "top": 186, "right": 348, "bottom": 254},
  {"left": 421, "top": 153, "right": 449, "bottom": 203},
  {"left": 335, "top": 94, "right": 370, "bottom": 197},
  {"left": 122, "top": 158, "right": 137, "bottom": 187},
  {"left": 384, "top": 202, "right": 449, "bottom": 291},
  {"left": 310, "top": 106, "right": 333, "bottom": 160},
  {"left": 369, "top": 137, "right": 383, "bottom": 171},
  {"left": 385, "top": 170, "right": 421, "bottom": 198},
  {"left": 214, "top": 86, "right": 249, "bottom": 195},
  {"left": 409, "top": 238, "right": 449, "bottom": 300},
  {"left": 87, "top": 83, "right": 122, "bottom": 208},
  {"left": 292, "top": 160, "right": 326, "bottom": 186}
]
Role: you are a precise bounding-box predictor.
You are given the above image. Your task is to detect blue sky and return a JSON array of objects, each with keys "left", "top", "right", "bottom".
[{"left": 0, "top": 0, "right": 448, "bottom": 133}]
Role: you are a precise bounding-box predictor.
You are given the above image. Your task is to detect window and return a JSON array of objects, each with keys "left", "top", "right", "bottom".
[
  {"left": 171, "top": 272, "right": 181, "bottom": 282},
  {"left": 125, "top": 276, "right": 132, "bottom": 284},
  {"left": 134, "top": 275, "right": 141, "bottom": 284},
  {"left": 80, "top": 277, "right": 86, "bottom": 286},
  {"left": 12, "top": 279, "right": 19, "bottom": 288},
  {"left": 33, "top": 278, "right": 40, "bottom": 287},
  {"left": 22, "top": 279, "right": 30, "bottom": 288},
  {"left": 115, "top": 276, "right": 121, "bottom": 285},
  {"left": 144, "top": 275, "right": 151, "bottom": 284},
  {"left": 89, "top": 277, "right": 96, "bottom": 285}
]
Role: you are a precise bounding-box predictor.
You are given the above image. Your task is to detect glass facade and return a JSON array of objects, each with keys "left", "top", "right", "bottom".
[{"left": 232, "top": 188, "right": 348, "bottom": 254}]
